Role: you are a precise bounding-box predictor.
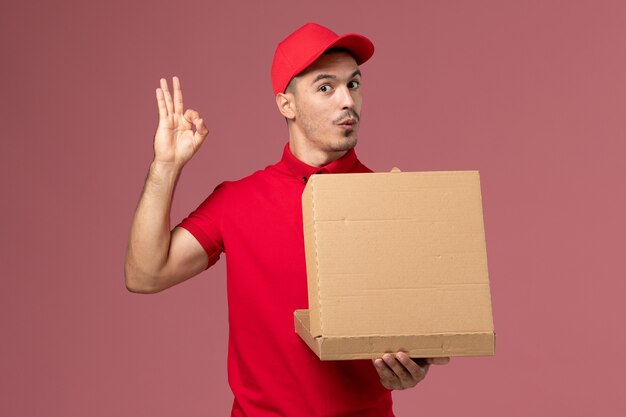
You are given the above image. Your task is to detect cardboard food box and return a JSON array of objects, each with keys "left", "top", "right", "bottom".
[{"left": 294, "top": 169, "right": 495, "bottom": 360}]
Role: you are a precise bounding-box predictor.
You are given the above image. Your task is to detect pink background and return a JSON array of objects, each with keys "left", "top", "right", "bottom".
[{"left": 1, "top": 1, "right": 625, "bottom": 416}]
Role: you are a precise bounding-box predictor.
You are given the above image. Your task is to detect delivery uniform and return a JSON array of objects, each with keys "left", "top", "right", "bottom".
[{"left": 177, "top": 143, "right": 394, "bottom": 417}]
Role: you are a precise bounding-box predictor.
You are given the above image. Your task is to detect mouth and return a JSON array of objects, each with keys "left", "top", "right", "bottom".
[{"left": 336, "top": 118, "right": 357, "bottom": 129}]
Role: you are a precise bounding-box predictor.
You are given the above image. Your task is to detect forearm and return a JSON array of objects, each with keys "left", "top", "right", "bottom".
[{"left": 124, "top": 161, "right": 183, "bottom": 292}]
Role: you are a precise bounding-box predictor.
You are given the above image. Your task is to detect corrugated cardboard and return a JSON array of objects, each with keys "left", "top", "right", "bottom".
[{"left": 294, "top": 170, "right": 495, "bottom": 360}]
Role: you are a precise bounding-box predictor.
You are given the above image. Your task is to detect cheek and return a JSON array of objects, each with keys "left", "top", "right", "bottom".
[
  {"left": 295, "top": 97, "right": 332, "bottom": 131},
  {"left": 303, "top": 107, "right": 326, "bottom": 127}
]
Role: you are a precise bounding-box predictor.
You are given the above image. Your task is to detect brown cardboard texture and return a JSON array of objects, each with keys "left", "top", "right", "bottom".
[{"left": 295, "top": 170, "right": 495, "bottom": 360}]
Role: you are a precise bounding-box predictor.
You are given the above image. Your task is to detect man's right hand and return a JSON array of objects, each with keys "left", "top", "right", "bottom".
[
  {"left": 154, "top": 76, "right": 209, "bottom": 167},
  {"left": 124, "top": 76, "right": 210, "bottom": 294}
]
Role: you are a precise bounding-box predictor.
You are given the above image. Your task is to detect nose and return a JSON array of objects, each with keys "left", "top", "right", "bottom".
[{"left": 337, "top": 85, "right": 356, "bottom": 110}]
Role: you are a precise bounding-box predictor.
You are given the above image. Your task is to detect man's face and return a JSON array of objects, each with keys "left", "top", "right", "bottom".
[{"left": 288, "top": 51, "right": 362, "bottom": 153}]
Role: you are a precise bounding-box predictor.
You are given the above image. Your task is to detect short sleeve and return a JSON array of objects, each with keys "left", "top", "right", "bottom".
[{"left": 176, "top": 182, "right": 228, "bottom": 269}]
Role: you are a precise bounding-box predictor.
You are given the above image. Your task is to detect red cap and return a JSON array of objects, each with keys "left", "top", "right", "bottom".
[{"left": 271, "top": 23, "right": 375, "bottom": 95}]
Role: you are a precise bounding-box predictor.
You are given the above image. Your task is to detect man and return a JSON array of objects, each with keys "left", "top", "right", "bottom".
[{"left": 125, "top": 23, "right": 449, "bottom": 416}]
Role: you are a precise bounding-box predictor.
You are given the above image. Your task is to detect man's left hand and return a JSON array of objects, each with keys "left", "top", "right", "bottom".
[{"left": 372, "top": 353, "right": 450, "bottom": 390}]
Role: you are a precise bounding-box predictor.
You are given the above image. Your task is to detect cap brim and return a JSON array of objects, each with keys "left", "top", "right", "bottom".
[{"left": 292, "top": 33, "right": 375, "bottom": 79}]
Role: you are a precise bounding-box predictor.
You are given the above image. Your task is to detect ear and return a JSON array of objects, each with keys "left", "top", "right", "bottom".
[{"left": 275, "top": 92, "right": 296, "bottom": 120}]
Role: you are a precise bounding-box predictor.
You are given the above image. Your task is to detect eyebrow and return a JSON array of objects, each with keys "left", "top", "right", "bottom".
[{"left": 311, "top": 69, "right": 362, "bottom": 85}]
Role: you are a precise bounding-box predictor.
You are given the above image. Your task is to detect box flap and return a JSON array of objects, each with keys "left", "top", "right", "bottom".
[
  {"left": 302, "top": 183, "right": 322, "bottom": 337},
  {"left": 301, "top": 171, "right": 493, "bottom": 340}
]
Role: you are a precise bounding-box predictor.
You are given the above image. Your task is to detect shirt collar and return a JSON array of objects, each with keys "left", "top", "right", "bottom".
[{"left": 277, "top": 142, "right": 360, "bottom": 183}]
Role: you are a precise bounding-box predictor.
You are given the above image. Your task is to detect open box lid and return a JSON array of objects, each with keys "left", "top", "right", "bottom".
[{"left": 300, "top": 170, "right": 494, "bottom": 345}]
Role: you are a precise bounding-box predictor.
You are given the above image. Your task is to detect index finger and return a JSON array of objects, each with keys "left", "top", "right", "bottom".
[
  {"left": 395, "top": 353, "right": 426, "bottom": 380},
  {"left": 173, "top": 76, "right": 183, "bottom": 115}
]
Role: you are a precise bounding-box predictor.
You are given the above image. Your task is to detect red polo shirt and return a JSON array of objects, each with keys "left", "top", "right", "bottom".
[{"left": 177, "top": 143, "right": 394, "bottom": 417}]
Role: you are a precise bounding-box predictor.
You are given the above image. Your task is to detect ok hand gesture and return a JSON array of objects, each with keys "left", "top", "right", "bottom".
[{"left": 154, "top": 76, "right": 209, "bottom": 167}]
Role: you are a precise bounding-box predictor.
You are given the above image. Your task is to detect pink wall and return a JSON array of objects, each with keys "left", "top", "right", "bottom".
[{"left": 2, "top": 1, "right": 625, "bottom": 416}]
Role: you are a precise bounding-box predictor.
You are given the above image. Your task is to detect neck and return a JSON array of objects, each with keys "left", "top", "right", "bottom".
[
  {"left": 287, "top": 125, "right": 352, "bottom": 167},
  {"left": 288, "top": 140, "right": 348, "bottom": 167}
]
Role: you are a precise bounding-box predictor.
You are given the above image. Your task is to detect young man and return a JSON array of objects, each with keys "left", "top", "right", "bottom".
[{"left": 125, "top": 23, "right": 449, "bottom": 416}]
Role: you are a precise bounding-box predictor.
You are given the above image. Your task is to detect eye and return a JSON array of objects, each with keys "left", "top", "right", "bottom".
[
  {"left": 348, "top": 80, "right": 360, "bottom": 89},
  {"left": 319, "top": 84, "right": 332, "bottom": 93}
]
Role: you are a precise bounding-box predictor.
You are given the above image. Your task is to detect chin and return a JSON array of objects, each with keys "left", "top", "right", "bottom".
[
  {"left": 311, "top": 132, "right": 358, "bottom": 153},
  {"left": 335, "top": 135, "right": 358, "bottom": 151}
]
